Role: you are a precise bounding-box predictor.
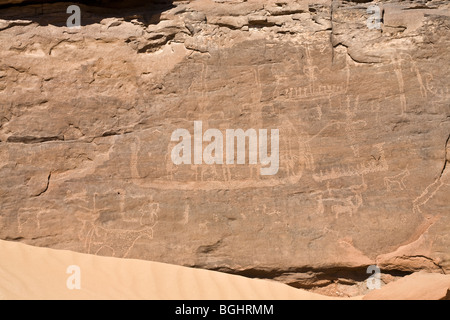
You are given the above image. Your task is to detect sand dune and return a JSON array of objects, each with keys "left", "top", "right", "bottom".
[
  {"left": 1, "top": 240, "right": 449, "bottom": 300},
  {"left": 364, "top": 272, "right": 450, "bottom": 300},
  {"left": 0, "top": 240, "right": 340, "bottom": 300}
]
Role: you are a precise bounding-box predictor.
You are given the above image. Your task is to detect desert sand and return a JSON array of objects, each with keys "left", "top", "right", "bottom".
[
  {"left": 364, "top": 272, "right": 450, "bottom": 300},
  {"left": 1, "top": 240, "right": 449, "bottom": 300},
  {"left": 0, "top": 240, "right": 341, "bottom": 300}
]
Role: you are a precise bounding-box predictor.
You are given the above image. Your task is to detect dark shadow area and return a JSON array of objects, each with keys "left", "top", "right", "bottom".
[
  {"left": 204, "top": 265, "right": 414, "bottom": 290},
  {"left": 0, "top": 0, "right": 175, "bottom": 27}
]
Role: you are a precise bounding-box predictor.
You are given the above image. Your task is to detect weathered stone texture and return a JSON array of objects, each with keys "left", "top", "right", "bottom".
[{"left": 0, "top": 0, "right": 449, "bottom": 296}]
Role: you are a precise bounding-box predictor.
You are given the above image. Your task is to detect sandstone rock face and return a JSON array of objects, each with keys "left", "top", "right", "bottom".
[{"left": 0, "top": 0, "right": 449, "bottom": 296}]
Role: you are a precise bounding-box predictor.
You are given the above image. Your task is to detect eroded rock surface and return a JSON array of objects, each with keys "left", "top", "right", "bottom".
[{"left": 0, "top": 0, "right": 449, "bottom": 296}]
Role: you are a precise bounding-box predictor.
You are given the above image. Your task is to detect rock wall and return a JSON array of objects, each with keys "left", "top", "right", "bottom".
[{"left": 0, "top": 0, "right": 449, "bottom": 296}]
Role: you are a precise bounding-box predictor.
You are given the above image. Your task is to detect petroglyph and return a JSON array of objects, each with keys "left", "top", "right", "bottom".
[
  {"left": 413, "top": 135, "right": 450, "bottom": 214},
  {"left": 130, "top": 123, "right": 307, "bottom": 190},
  {"left": 413, "top": 167, "right": 450, "bottom": 215},
  {"left": 313, "top": 143, "right": 388, "bottom": 183},
  {"left": 275, "top": 83, "right": 346, "bottom": 100},
  {"left": 330, "top": 193, "right": 363, "bottom": 220},
  {"left": 384, "top": 167, "right": 410, "bottom": 192},
  {"left": 408, "top": 56, "right": 427, "bottom": 98},
  {"left": 182, "top": 204, "right": 190, "bottom": 225},
  {"left": 17, "top": 208, "right": 41, "bottom": 233},
  {"left": 279, "top": 115, "right": 315, "bottom": 173},
  {"left": 273, "top": 46, "right": 346, "bottom": 101},
  {"left": 316, "top": 105, "right": 323, "bottom": 121},
  {"left": 344, "top": 96, "right": 367, "bottom": 158},
  {"left": 68, "top": 192, "right": 158, "bottom": 258},
  {"left": 88, "top": 223, "right": 156, "bottom": 258},
  {"left": 331, "top": 177, "right": 366, "bottom": 220},
  {"left": 313, "top": 176, "right": 367, "bottom": 220},
  {"left": 313, "top": 194, "right": 325, "bottom": 216},
  {"left": 393, "top": 57, "right": 407, "bottom": 114},
  {"left": 424, "top": 73, "right": 450, "bottom": 101},
  {"left": 252, "top": 65, "right": 264, "bottom": 108},
  {"left": 257, "top": 204, "right": 281, "bottom": 217}
]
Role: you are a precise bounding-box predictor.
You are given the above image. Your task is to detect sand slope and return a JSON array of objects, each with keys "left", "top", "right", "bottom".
[
  {"left": 0, "top": 240, "right": 338, "bottom": 300},
  {"left": 2, "top": 240, "right": 449, "bottom": 300},
  {"left": 364, "top": 272, "right": 450, "bottom": 300}
]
